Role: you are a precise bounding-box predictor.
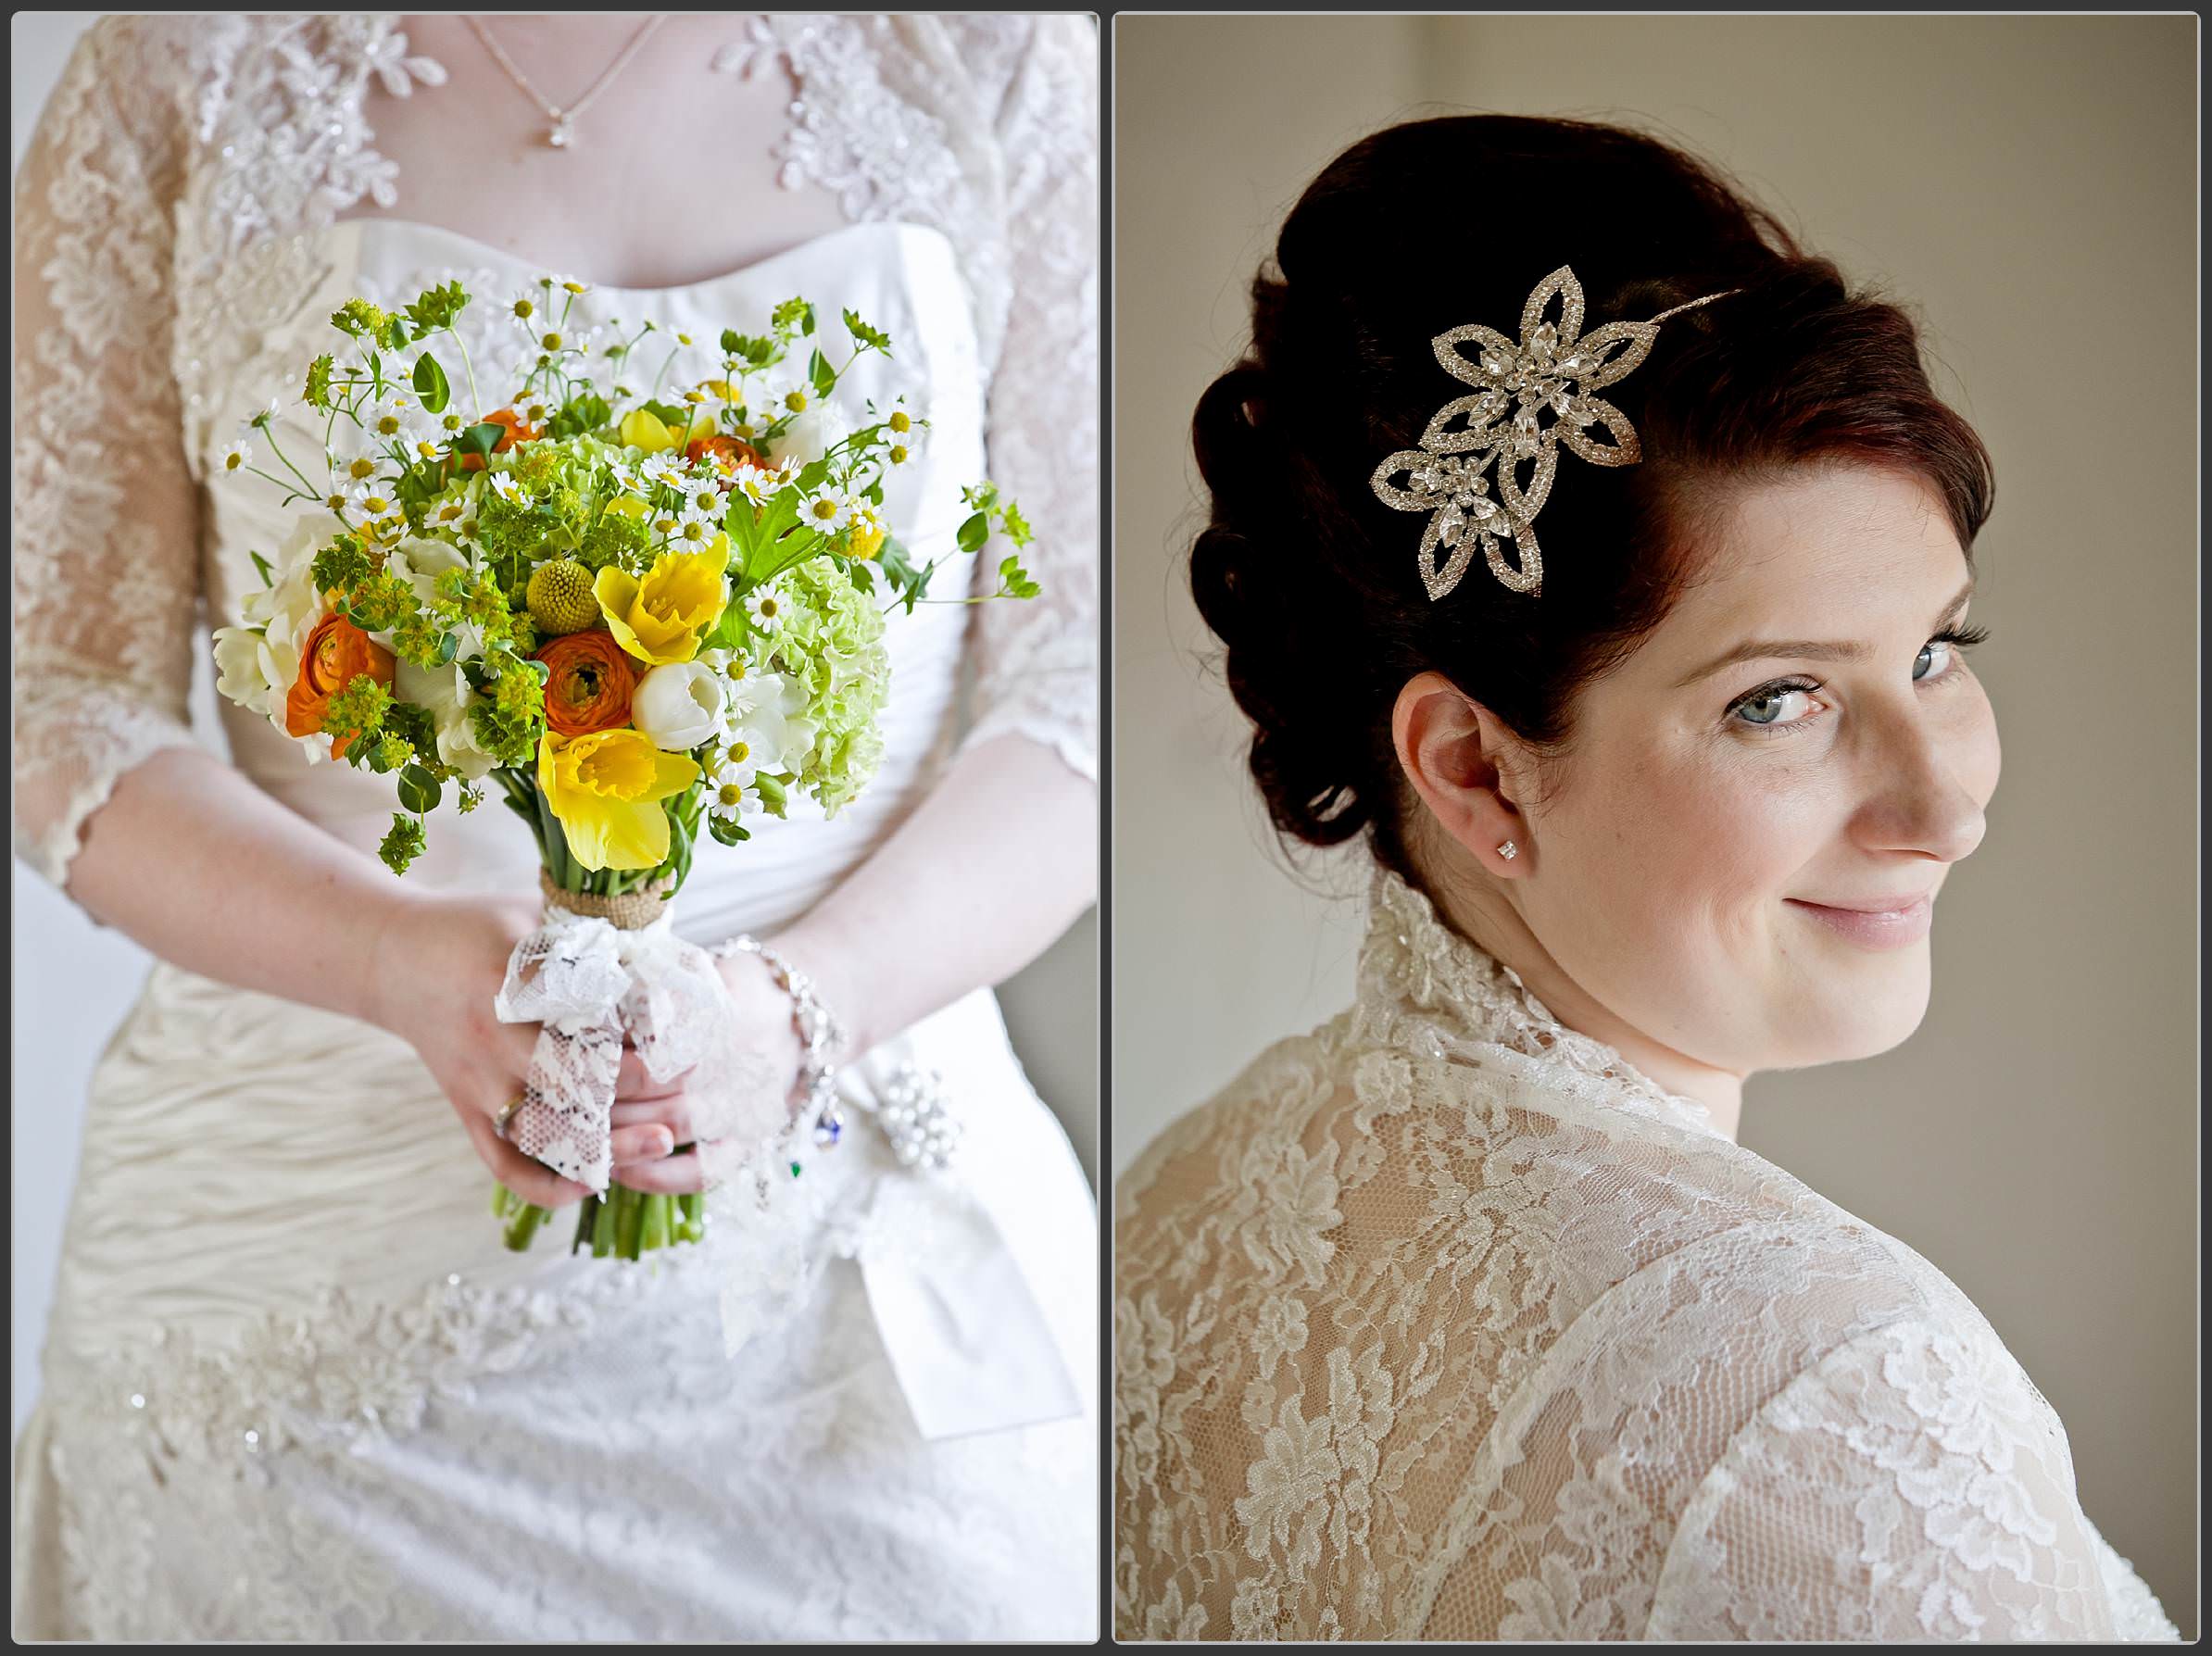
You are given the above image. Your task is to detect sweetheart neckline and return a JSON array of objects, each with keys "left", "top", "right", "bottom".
[{"left": 323, "top": 214, "right": 954, "bottom": 295}]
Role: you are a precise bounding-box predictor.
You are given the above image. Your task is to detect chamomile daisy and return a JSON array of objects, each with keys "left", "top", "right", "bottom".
[
  {"left": 704, "top": 756, "right": 760, "bottom": 824},
  {"left": 743, "top": 583, "right": 786, "bottom": 634}
]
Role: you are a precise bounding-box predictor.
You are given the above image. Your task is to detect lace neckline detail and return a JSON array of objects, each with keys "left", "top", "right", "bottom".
[{"left": 1358, "top": 863, "right": 1731, "bottom": 1143}]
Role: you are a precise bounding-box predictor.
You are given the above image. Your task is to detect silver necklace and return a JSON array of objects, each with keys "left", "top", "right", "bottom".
[{"left": 464, "top": 14, "right": 668, "bottom": 150}]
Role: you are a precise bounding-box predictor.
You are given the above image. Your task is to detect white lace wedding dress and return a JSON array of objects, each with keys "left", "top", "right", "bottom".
[
  {"left": 1113, "top": 867, "right": 2180, "bottom": 1641},
  {"left": 13, "top": 15, "right": 1098, "bottom": 1641}
]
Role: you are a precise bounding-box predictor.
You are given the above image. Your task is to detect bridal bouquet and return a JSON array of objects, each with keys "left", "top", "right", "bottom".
[{"left": 212, "top": 276, "right": 1037, "bottom": 1261}]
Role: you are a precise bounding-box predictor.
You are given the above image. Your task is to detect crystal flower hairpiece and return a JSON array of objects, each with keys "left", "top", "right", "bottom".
[{"left": 1369, "top": 266, "right": 1738, "bottom": 600}]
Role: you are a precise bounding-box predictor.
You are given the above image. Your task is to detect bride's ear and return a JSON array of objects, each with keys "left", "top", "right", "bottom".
[{"left": 1389, "top": 671, "right": 1530, "bottom": 876}]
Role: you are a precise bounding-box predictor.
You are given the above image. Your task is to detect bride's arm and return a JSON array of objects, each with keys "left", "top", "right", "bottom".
[{"left": 753, "top": 18, "right": 1101, "bottom": 1057}]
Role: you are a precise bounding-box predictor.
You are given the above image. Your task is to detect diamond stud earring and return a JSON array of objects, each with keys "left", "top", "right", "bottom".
[{"left": 1497, "top": 840, "right": 1518, "bottom": 860}]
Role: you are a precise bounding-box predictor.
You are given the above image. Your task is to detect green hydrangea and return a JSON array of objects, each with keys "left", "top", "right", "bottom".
[{"left": 761, "top": 555, "right": 889, "bottom": 818}]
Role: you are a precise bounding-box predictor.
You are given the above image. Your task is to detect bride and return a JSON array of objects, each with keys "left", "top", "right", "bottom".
[
  {"left": 13, "top": 13, "right": 1097, "bottom": 1641},
  {"left": 1112, "top": 115, "right": 2178, "bottom": 1641}
]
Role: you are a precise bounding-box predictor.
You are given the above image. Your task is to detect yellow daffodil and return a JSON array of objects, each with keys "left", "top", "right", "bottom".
[
  {"left": 593, "top": 537, "right": 730, "bottom": 666},
  {"left": 537, "top": 730, "right": 698, "bottom": 871},
  {"left": 618, "top": 408, "right": 678, "bottom": 455}
]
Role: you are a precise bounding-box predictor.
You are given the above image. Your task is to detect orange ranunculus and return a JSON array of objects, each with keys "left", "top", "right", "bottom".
[
  {"left": 534, "top": 628, "right": 639, "bottom": 737},
  {"left": 459, "top": 406, "right": 545, "bottom": 471},
  {"left": 284, "top": 611, "right": 396, "bottom": 758},
  {"left": 685, "top": 433, "right": 768, "bottom": 475}
]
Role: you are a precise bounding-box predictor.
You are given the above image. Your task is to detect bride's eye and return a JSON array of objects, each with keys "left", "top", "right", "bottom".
[{"left": 1728, "top": 680, "right": 1819, "bottom": 734}]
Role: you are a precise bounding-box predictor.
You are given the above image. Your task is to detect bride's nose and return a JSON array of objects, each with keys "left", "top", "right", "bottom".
[{"left": 1850, "top": 705, "right": 1989, "bottom": 865}]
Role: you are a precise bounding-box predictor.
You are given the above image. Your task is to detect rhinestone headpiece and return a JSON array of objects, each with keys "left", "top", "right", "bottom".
[{"left": 1369, "top": 266, "right": 1738, "bottom": 600}]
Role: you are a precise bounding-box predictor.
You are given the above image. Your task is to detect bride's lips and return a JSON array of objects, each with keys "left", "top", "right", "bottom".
[{"left": 1784, "top": 893, "right": 1933, "bottom": 949}]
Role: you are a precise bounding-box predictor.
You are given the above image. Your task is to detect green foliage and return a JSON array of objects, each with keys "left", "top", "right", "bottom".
[
  {"left": 322, "top": 673, "right": 393, "bottom": 753},
  {"left": 331, "top": 298, "right": 396, "bottom": 346},
  {"left": 411, "top": 351, "right": 450, "bottom": 414},
  {"left": 997, "top": 554, "right": 1040, "bottom": 600},
  {"left": 310, "top": 534, "right": 372, "bottom": 596},
  {"left": 378, "top": 812, "right": 426, "bottom": 875},
  {"left": 547, "top": 391, "right": 611, "bottom": 440},
  {"left": 402, "top": 280, "right": 470, "bottom": 335},
  {"left": 456, "top": 781, "right": 485, "bottom": 815},
  {"left": 345, "top": 569, "right": 417, "bottom": 634},
  {"left": 771, "top": 297, "right": 816, "bottom": 337},
  {"left": 248, "top": 550, "right": 274, "bottom": 587},
  {"left": 842, "top": 308, "right": 891, "bottom": 350},
  {"left": 396, "top": 763, "right": 443, "bottom": 814},
  {"left": 467, "top": 656, "right": 547, "bottom": 767},
  {"left": 452, "top": 422, "right": 507, "bottom": 463},
  {"left": 383, "top": 700, "right": 439, "bottom": 764},
  {"left": 304, "top": 354, "right": 334, "bottom": 410}
]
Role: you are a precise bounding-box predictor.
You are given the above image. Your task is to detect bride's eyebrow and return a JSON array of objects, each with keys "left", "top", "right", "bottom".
[{"left": 1671, "top": 578, "right": 1976, "bottom": 689}]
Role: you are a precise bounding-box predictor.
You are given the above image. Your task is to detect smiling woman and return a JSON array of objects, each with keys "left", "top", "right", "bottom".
[{"left": 1112, "top": 107, "right": 2178, "bottom": 1642}]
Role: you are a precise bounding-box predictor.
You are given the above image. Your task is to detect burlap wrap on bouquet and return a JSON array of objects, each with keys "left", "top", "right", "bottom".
[{"left": 492, "top": 884, "right": 786, "bottom": 1192}]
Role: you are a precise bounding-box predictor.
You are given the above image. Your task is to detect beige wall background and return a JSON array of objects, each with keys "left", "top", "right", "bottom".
[{"left": 1113, "top": 13, "right": 2196, "bottom": 1633}]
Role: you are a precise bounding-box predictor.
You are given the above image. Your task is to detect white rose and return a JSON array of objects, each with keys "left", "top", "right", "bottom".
[
  {"left": 394, "top": 657, "right": 498, "bottom": 780},
  {"left": 213, "top": 515, "right": 331, "bottom": 732},
  {"left": 632, "top": 660, "right": 725, "bottom": 752}
]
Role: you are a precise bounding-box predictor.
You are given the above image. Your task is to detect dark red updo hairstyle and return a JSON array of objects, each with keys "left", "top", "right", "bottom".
[{"left": 1188, "top": 115, "right": 1995, "bottom": 884}]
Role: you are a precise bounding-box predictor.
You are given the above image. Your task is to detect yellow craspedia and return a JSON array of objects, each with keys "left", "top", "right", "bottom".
[
  {"left": 848, "top": 520, "right": 886, "bottom": 562},
  {"left": 526, "top": 558, "right": 601, "bottom": 634}
]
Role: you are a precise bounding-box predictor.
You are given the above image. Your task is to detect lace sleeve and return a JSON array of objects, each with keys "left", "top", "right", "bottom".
[
  {"left": 12, "top": 18, "right": 207, "bottom": 898},
  {"left": 952, "top": 16, "right": 1100, "bottom": 784},
  {"left": 1653, "top": 1315, "right": 2163, "bottom": 1640}
]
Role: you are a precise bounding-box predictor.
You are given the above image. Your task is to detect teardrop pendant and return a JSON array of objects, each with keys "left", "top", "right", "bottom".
[{"left": 547, "top": 117, "right": 573, "bottom": 150}]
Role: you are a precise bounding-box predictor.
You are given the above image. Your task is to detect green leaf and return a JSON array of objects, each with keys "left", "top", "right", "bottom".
[
  {"left": 707, "top": 813, "right": 749, "bottom": 847},
  {"left": 378, "top": 812, "right": 426, "bottom": 875},
  {"left": 841, "top": 308, "right": 890, "bottom": 350},
  {"left": 957, "top": 511, "right": 990, "bottom": 555},
  {"left": 411, "top": 351, "right": 450, "bottom": 414},
  {"left": 434, "top": 630, "right": 459, "bottom": 666},
  {"left": 248, "top": 550, "right": 274, "bottom": 588},
  {"left": 807, "top": 347, "right": 834, "bottom": 397},
  {"left": 455, "top": 421, "right": 505, "bottom": 460},
  {"left": 396, "top": 764, "right": 442, "bottom": 814}
]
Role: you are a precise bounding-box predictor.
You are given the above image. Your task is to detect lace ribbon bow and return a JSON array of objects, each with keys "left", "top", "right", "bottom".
[{"left": 492, "top": 904, "right": 783, "bottom": 1192}]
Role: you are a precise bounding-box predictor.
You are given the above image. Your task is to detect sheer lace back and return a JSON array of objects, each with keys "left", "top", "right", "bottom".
[{"left": 1112, "top": 868, "right": 2178, "bottom": 1640}]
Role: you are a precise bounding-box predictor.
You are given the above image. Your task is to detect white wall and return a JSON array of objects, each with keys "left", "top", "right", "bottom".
[
  {"left": 8, "top": 11, "right": 1098, "bottom": 1439},
  {"left": 1112, "top": 13, "right": 2197, "bottom": 1634}
]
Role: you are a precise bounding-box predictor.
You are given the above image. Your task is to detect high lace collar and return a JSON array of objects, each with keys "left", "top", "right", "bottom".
[{"left": 1357, "top": 863, "right": 1732, "bottom": 1143}]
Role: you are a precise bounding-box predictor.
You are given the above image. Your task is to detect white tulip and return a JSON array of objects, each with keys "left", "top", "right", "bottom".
[{"left": 632, "top": 660, "right": 726, "bottom": 751}]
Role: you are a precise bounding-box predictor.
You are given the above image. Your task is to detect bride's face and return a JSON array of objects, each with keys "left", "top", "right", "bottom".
[{"left": 1514, "top": 462, "right": 2000, "bottom": 1073}]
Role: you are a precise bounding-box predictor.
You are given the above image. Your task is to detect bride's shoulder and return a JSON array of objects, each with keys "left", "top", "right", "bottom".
[{"left": 1116, "top": 1010, "right": 1363, "bottom": 1216}]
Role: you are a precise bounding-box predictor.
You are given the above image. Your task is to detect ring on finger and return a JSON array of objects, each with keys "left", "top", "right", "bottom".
[{"left": 494, "top": 1096, "right": 524, "bottom": 1140}]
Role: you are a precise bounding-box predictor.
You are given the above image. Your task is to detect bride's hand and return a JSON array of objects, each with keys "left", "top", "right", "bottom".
[
  {"left": 606, "top": 949, "right": 806, "bottom": 1195},
  {"left": 365, "top": 890, "right": 677, "bottom": 1208}
]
